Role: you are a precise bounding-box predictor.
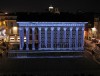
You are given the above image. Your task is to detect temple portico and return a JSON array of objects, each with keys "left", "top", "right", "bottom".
[{"left": 18, "top": 22, "right": 87, "bottom": 51}]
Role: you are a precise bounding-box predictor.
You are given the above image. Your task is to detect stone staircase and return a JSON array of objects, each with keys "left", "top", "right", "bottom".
[{"left": 8, "top": 50, "right": 83, "bottom": 58}]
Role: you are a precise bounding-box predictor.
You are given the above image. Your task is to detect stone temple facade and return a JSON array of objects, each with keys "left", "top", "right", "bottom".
[{"left": 18, "top": 22, "right": 87, "bottom": 51}]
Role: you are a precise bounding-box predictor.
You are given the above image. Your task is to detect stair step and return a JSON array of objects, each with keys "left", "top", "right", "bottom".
[{"left": 8, "top": 50, "right": 84, "bottom": 58}]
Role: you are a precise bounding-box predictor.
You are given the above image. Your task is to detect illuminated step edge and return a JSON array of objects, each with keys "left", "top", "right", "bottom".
[
  {"left": 8, "top": 56, "right": 83, "bottom": 59},
  {"left": 8, "top": 50, "right": 84, "bottom": 58}
]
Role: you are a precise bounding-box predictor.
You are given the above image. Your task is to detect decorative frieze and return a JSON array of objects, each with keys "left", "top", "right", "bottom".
[{"left": 18, "top": 22, "right": 87, "bottom": 51}]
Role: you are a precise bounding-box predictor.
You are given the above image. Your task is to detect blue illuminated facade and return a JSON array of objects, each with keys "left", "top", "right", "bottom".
[{"left": 18, "top": 22, "right": 87, "bottom": 51}]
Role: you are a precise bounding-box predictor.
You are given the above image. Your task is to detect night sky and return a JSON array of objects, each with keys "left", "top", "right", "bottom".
[{"left": 0, "top": 0, "right": 100, "bottom": 13}]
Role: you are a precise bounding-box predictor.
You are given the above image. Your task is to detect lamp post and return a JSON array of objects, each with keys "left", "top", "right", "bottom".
[{"left": 92, "top": 27, "right": 97, "bottom": 38}]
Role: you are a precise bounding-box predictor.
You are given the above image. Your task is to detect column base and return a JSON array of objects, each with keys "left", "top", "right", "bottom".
[
  {"left": 69, "top": 48, "right": 72, "bottom": 50},
  {"left": 38, "top": 48, "right": 41, "bottom": 50},
  {"left": 32, "top": 48, "right": 35, "bottom": 50},
  {"left": 75, "top": 48, "right": 78, "bottom": 50},
  {"left": 50, "top": 48, "right": 54, "bottom": 50},
  {"left": 20, "top": 48, "right": 23, "bottom": 50},
  {"left": 81, "top": 47, "right": 84, "bottom": 51},
  {"left": 38, "top": 48, "right": 54, "bottom": 50},
  {"left": 56, "top": 48, "right": 60, "bottom": 50},
  {"left": 26, "top": 48, "right": 29, "bottom": 50}
]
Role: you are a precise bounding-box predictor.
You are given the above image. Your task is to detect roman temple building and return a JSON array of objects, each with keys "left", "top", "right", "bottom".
[{"left": 18, "top": 22, "right": 87, "bottom": 51}]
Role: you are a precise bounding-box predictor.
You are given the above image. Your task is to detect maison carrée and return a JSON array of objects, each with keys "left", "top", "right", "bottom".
[{"left": 0, "top": 12, "right": 93, "bottom": 57}]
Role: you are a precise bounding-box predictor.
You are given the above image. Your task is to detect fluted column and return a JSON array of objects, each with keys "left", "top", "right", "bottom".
[
  {"left": 51, "top": 27, "right": 54, "bottom": 50},
  {"left": 26, "top": 27, "right": 29, "bottom": 50},
  {"left": 75, "top": 27, "right": 79, "bottom": 50},
  {"left": 32, "top": 27, "right": 35, "bottom": 50},
  {"left": 63, "top": 28, "right": 67, "bottom": 48},
  {"left": 57, "top": 27, "right": 60, "bottom": 49},
  {"left": 45, "top": 27, "right": 48, "bottom": 49},
  {"left": 22, "top": 27, "right": 24, "bottom": 50},
  {"left": 19, "top": 27, "right": 24, "bottom": 50},
  {"left": 69, "top": 27, "right": 73, "bottom": 50},
  {"left": 38, "top": 27, "right": 41, "bottom": 50},
  {"left": 81, "top": 27, "right": 84, "bottom": 50}
]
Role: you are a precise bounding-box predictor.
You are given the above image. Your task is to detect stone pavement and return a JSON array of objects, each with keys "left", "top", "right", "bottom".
[
  {"left": 84, "top": 40, "right": 100, "bottom": 64},
  {"left": 0, "top": 57, "right": 100, "bottom": 76}
]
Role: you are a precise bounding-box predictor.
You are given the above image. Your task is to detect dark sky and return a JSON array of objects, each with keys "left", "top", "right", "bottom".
[{"left": 0, "top": 0, "right": 100, "bottom": 13}]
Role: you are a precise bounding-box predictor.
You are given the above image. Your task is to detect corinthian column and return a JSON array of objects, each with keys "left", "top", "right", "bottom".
[
  {"left": 19, "top": 27, "right": 24, "bottom": 50},
  {"left": 69, "top": 27, "right": 73, "bottom": 50},
  {"left": 57, "top": 27, "right": 60, "bottom": 49},
  {"left": 63, "top": 28, "right": 67, "bottom": 48},
  {"left": 32, "top": 27, "right": 35, "bottom": 50},
  {"left": 81, "top": 27, "right": 84, "bottom": 50},
  {"left": 45, "top": 27, "right": 48, "bottom": 49},
  {"left": 26, "top": 27, "right": 29, "bottom": 50},
  {"left": 38, "top": 27, "right": 41, "bottom": 50},
  {"left": 51, "top": 27, "right": 54, "bottom": 50},
  {"left": 75, "top": 27, "right": 79, "bottom": 50}
]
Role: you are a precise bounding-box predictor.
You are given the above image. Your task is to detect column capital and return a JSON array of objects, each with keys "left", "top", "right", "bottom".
[
  {"left": 63, "top": 28, "right": 67, "bottom": 31},
  {"left": 19, "top": 27, "right": 23, "bottom": 30},
  {"left": 51, "top": 27, "right": 54, "bottom": 31},
  {"left": 57, "top": 27, "right": 60, "bottom": 30},
  {"left": 76, "top": 27, "right": 79, "bottom": 30},
  {"left": 25, "top": 27, "right": 29, "bottom": 30},
  {"left": 38, "top": 27, "right": 41, "bottom": 30},
  {"left": 32, "top": 27, "right": 35, "bottom": 30},
  {"left": 82, "top": 27, "right": 84, "bottom": 31},
  {"left": 70, "top": 27, "right": 73, "bottom": 30},
  {"left": 45, "top": 27, "right": 48, "bottom": 31}
]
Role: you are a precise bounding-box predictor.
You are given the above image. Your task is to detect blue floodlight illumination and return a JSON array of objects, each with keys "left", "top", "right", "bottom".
[
  {"left": 17, "top": 21, "right": 87, "bottom": 51},
  {"left": 17, "top": 22, "right": 87, "bottom": 27},
  {"left": 6, "top": 21, "right": 88, "bottom": 58},
  {"left": 9, "top": 56, "right": 83, "bottom": 59}
]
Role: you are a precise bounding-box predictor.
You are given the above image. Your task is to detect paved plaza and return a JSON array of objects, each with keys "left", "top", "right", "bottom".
[{"left": 0, "top": 55, "right": 100, "bottom": 76}]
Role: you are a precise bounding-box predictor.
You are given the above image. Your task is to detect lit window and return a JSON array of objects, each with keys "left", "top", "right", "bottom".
[
  {"left": 13, "top": 26, "right": 18, "bottom": 34},
  {"left": 3, "top": 21, "right": 6, "bottom": 25},
  {"left": 0, "top": 21, "right": 2, "bottom": 26}
]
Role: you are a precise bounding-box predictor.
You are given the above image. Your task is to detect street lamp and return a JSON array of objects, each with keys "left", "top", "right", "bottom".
[
  {"left": 5, "top": 12, "right": 8, "bottom": 15},
  {"left": 13, "top": 26, "right": 18, "bottom": 34},
  {"left": 92, "top": 27, "right": 96, "bottom": 32},
  {"left": 92, "top": 27, "right": 97, "bottom": 38}
]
